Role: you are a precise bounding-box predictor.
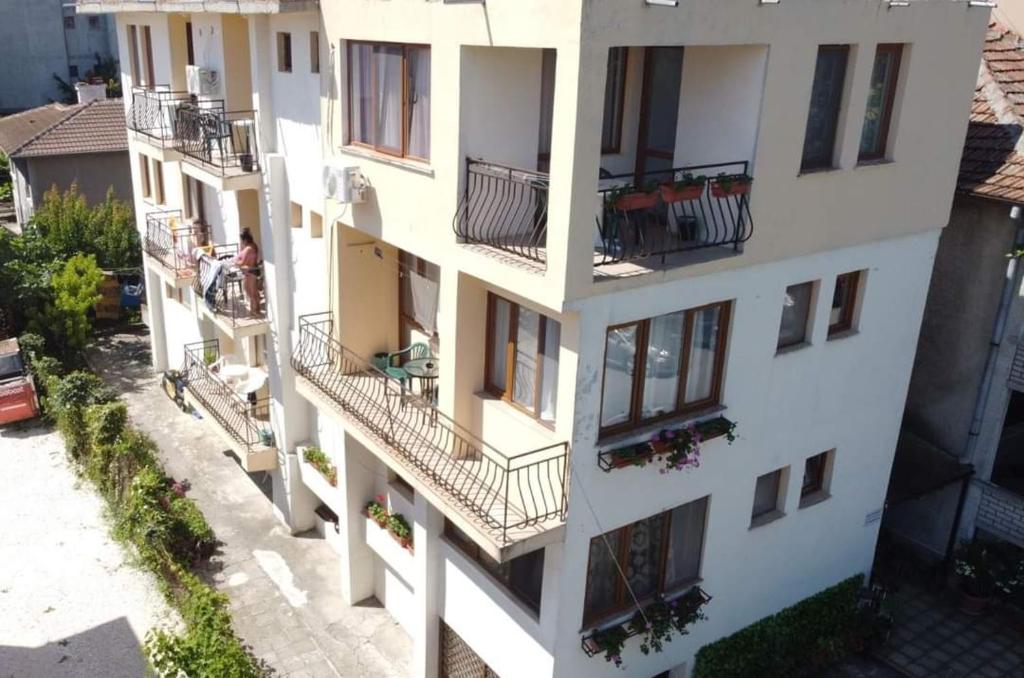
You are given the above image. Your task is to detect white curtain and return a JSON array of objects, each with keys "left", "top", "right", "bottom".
[
  {"left": 350, "top": 44, "right": 372, "bottom": 143},
  {"left": 513, "top": 308, "right": 540, "bottom": 408},
  {"left": 685, "top": 306, "right": 720, "bottom": 403},
  {"left": 408, "top": 47, "right": 431, "bottom": 159},
  {"left": 664, "top": 497, "right": 708, "bottom": 589},
  {"left": 407, "top": 270, "right": 438, "bottom": 335},
  {"left": 489, "top": 298, "right": 511, "bottom": 391},
  {"left": 642, "top": 311, "right": 684, "bottom": 418},
  {"left": 600, "top": 325, "right": 636, "bottom": 427},
  {"left": 375, "top": 45, "right": 403, "bottom": 151},
  {"left": 540, "top": 320, "right": 560, "bottom": 422}
]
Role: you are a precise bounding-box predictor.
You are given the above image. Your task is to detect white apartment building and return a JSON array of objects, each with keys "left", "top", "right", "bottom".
[{"left": 77, "top": 1, "right": 989, "bottom": 676}]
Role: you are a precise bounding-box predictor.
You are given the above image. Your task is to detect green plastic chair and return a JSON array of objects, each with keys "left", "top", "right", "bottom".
[{"left": 384, "top": 342, "right": 430, "bottom": 385}]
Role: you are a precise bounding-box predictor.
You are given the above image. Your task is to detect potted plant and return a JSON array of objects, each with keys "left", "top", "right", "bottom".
[
  {"left": 659, "top": 173, "right": 706, "bottom": 204},
  {"left": 607, "top": 180, "right": 660, "bottom": 212},
  {"left": 710, "top": 172, "right": 753, "bottom": 198},
  {"left": 239, "top": 153, "right": 255, "bottom": 173},
  {"left": 302, "top": 445, "right": 337, "bottom": 487},
  {"left": 387, "top": 513, "right": 413, "bottom": 550},
  {"left": 365, "top": 496, "right": 389, "bottom": 529},
  {"left": 954, "top": 540, "right": 999, "bottom": 615},
  {"left": 258, "top": 428, "right": 274, "bottom": 447}
]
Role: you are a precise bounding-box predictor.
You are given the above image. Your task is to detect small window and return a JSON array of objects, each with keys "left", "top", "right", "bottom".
[
  {"left": 486, "top": 293, "right": 560, "bottom": 424},
  {"left": 277, "top": 32, "right": 293, "bottom": 73},
  {"left": 751, "top": 468, "right": 786, "bottom": 525},
  {"left": 348, "top": 42, "right": 430, "bottom": 160},
  {"left": 800, "top": 450, "right": 833, "bottom": 506},
  {"left": 151, "top": 159, "right": 165, "bottom": 206},
  {"left": 828, "top": 271, "right": 861, "bottom": 337},
  {"left": 69, "top": 65, "right": 80, "bottom": 79},
  {"left": 777, "top": 282, "right": 814, "bottom": 350},
  {"left": 164, "top": 282, "right": 174, "bottom": 299},
  {"left": 138, "top": 155, "right": 151, "bottom": 199},
  {"left": 310, "top": 31, "right": 320, "bottom": 74},
  {"left": 801, "top": 45, "right": 850, "bottom": 172},
  {"left": 141, "top": 26, "right": 155, "bottom": 88},
  {"left": 184, "top": 176, "right": 205, "bottom": 222},
  {"left": 583, "top": 496, "right": 709, "bottom": 627},
  {"left": 186, "top": 22, "right": 195, "bottom": 66},
  {"left": 127, "top": 25, "right": 141, "bottom": 85},
  {"left": 602, "top": 47, "right": 628, "bottom": 154},
  {"left": 88, "top": 16, "right": 101, "bottom": 30},
  {"left": 445, "top": 520, "right": 545, "bottom": 616},
  {"left": 859, "top": 44, "right": 903, "bottom": 162},
  {"left": 63, "top": 15, "right": 76, "bottom": 30},
  {"left": 310, "top": 210, "right": 323, "bottom": 238},
  {"left": 290, "top": 201, "right": 302, "bottom": 229},
  {"left": 391, "top": 473, "right": 414, "bottom": 499}
]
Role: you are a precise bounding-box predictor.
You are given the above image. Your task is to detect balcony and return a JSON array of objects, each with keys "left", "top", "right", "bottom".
[
  {"left": 126, "top": 86, "right": 190, "bottom": 154},
  {"left": 292, "top": 312, "right": 569, "bottom": 561},
  {"left": 454, "top": 159, "right": 753, "bottom": 277},
  {"left": 174, "top": 102, "right": 261, "bottom": 190},
  {"left": 182, "top": 340, "right": 276, "bottom": 472},
  {"left": 75, "top": 0, "right": 317, "bottom": 14},
  {"left": 143, "top": 209, "right": 209, "bottom": 286},
  {"left": 190, "top": 246, "right": 269, "bottom": 338}
]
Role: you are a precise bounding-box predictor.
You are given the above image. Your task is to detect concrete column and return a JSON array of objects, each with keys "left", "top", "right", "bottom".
[
  {"left": 145, "top": 264, "right": 169, "bottom": 372},
  {"left": 247, "top": 15, "right": 276, "bottom": 155},
  {"left": 337, "top": 432, "right": 376, "bottom": 605},
  {"left": 411, "top": 494, "right": 443, "bottom": 678}
]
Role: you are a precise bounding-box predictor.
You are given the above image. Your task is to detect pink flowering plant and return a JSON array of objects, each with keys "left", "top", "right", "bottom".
[{"left": 605, "top": 417, "right": 736, "bottom": 473}]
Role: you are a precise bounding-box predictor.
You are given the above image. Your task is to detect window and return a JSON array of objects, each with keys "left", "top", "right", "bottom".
[
  {"left": 537, "top": 49, "right": 556, "bottom": 172},
  {"left": 277, "top": 32, "right": 293, "bottom": 73},
  {"left": 310, "top": 210, "right": 323, "bottom": 238},
  {"left": 138, "top": 155, "right": 151, "bottom": 199},
  {"left": 152, "top": 159, "right": 165, "bottom": 205},
  {"left": 583, "top": 496, "right": 708, "bottom": 626},
  {"left": 859, "top": 44, "right": 903, "bottom": 162},
  {"left": 348, "top": 42, "right": 431, "bottom": 160},
  {"left": 64, "top": 15, "right": 76, "bottom": 30},
  {"left": 290, "top": 201, "right": 302, "bottom": 229},
  {"left": 486, "top": 293, "right": 560, "bottom": 424},
  {"left": 600, "top": 301, "right": 731, "bottom": 436},
  {"left": 128, "top": 24, "right": 155, "bottom": 88},
  {"left": 399, "top": 251, "right": 440, "bottom": 357},
  {"left": 88, "top": 16, "right": 101, "bottom": 30},
  {"left": 800, "top": 450, "right": 833, "bottom": 506},
  {"left": 751, "top": 469, "right": 785, "bottom": 524},
  {"left": 186, "top": 22, "right": 195, "bottom": 66},
  {"left": 184, "top": 176, "right": 205, "bottom": 222},
  {"left": 127, "top": 25, "right": 140, "bottom": 85},
  {"left": 828, "top": 270, "right": 861, "bottom": 337},
  {"left": 801, "top": 45, "right": 850, "bottom": 172},
  {"left": 602, "top": 47, "right": 628, "bottom": 154},
  {"left": 310, "top": 31, "right": 320, "bottom": 74},
  {"left": 777, "top": 282, "right": 814, "bottom": 350},
  {"left": 141, "top": 26, "right": 155, "bottom": 88},
  {"left": 445, "top": 520, "right": 545, "bottom": 616}
]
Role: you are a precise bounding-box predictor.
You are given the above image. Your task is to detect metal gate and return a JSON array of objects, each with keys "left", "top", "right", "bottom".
[{"left": 440, "top": 621, "right": 499, "bottom": 678}]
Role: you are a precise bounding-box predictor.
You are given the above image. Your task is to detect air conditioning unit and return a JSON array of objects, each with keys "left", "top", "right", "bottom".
[
  {"left": 322, "top": 165, "right": 365, "bottom": 204},
  {"left": 186, "top": 65, "right": 220, "bottom": 97}
]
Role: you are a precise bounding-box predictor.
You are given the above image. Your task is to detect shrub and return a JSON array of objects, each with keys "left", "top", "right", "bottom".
[
  {"left": 303, "top": 446, "right": 337, "bottom": 486},
  {"left": 86, "top": 425, "right": 156, "bottom": 505},
  {"left": 693, "top": 575, "right": 872, "bottom": 678},
  {"left": 49, "top": 371, "right": 115, "bottom": 458}
]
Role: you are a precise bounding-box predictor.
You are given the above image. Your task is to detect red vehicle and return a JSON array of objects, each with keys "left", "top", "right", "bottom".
[{"left": 0, "top": 338, "right": 40, "bottom": 424}]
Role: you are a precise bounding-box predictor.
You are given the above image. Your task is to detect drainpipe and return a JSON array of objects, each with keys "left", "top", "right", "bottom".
[{"left": 964, "top": 205, "right": 1024, "bottom": 462}]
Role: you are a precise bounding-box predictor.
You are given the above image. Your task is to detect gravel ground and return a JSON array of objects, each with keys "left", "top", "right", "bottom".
[{"left": 0, "top": 424, "right": 177, "bottom": 678}]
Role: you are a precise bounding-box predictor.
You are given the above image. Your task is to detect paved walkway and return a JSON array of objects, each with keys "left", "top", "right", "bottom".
[
  {"left": 0, "top": 425, "right": 176, "bottom": 677},
  {"left": 88, "top": 329, "right": 411, "bottom": 678}
]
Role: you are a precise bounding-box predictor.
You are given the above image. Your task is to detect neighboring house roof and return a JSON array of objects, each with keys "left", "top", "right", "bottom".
[
  {"left": 0, "top": 99, "right": 127, "bottom": 160},
  {"left": 959, "top": 22, "right": 1024, "bottom": 204}
]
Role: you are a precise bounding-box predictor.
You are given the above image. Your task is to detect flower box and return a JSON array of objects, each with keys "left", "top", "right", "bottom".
[
  {"left": 598, "top": 416, "right": 737, "bottom": 473},
  {"left": 710, "top": 175, "right": 752, "bottom": 198},
  {"left": 614, "top": 191, "right": 660, "bottom": 211},
  {"left": 659, "top": 183, "right": 704, "bottom": 204}
]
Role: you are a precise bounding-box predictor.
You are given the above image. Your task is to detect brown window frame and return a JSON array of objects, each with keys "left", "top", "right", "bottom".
[
  {"left": 346, "top": 40, "right": 431, "bottom": 161},
  {"left": 152, "top": 159, "right": 165, "bottom": 206},
  {"left": 277, "top": 32, "right": 293, "bottom": 73},
  {"left": 310, "top": 31, "right": 320, "bottom": 74},
  {"left": 777, "top": 281, "right": 814, "bottom": 350},
  {"left": 582, "top": 497, "right": 708, "bottom": 628},
  {"left": 141, "top": 25, "right": 155, "bottom": 88},
  {"left": 186, "top": 22, "right": 195, "bottom": 66},
  {"left": 484, "top": 292, "right": 560, "bottom": 426},
  {"left": 138, "top": 154, "right": 151, "bottom": 199},
  {"left": 828, "top": 270, "right": 861, "bottom": 337},
  {"left": 183, "top": 175, "right": 206, "bottom": 223},
  {"left": 127, "top": 25, "right": 141, "bottom": 86},
  {"left": 598, "top": 300, "right": 731, "bottom": 439},
  {"left": 601, "top": 47, "right": 628, "bottom": 155},
  {"left": 858, "top": 44, "right": 903, "bottom": 162},
  {"left": 801, "top": 451, "right": 830, "bottom": 499},
  {"left": 800, "top": 44, "right": 850, "bottom": 172}
]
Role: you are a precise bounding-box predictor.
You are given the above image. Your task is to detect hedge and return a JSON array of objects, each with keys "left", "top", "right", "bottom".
[
  {"left": 693, "top": 575, "right": 874, "bottom": 678},
  {"left": 25, "top": 339, "right": 266, "bottom": 677}
]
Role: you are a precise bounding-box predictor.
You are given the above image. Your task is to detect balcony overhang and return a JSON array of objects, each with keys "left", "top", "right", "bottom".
[
  {"left": 184, "top": 389, "right": 278, "bottom": 472},
  {"left": 195, "top": 301, "right": 269, "bottom": 340},
  {"left": 130, "top": 133, "right": 182, "bottom": 164},
  {"left": 181, "top": 159, "right": 261, "bottom": 193},
  {"left": 144, "top": 252, "right": 194, "bottom": 289},
  {"left": 76, "top": 0, "right": 318, "bottom": 14}
]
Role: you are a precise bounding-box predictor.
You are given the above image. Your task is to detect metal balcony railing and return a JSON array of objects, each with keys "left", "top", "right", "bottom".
[
  {"left": 126, "top": 86, "right": 191, "bottom": 145},
  {"left": 595, "top": 161, "right": 754, "bottom": 266},
  {"left": 191, "top": 245, "right": 267, "bottom": 327},
  {"left": 453, "top": 159, "right": 549, "bottom": 264},
  {"left": 183, "top": 340, "right": 272, "bottom": 454},
  {"left": 144, "top": 210, "right": 209, "bottom": 280},
  {"left": 292, "top": 312, "right": 570, "bottom": 545},
  {"left": 174, "top": 102, "right": 260, "bottom": 175}
]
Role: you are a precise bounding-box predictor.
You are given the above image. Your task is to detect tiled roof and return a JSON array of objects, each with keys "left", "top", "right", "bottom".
[
  {"left": 0, "top": 104, "right": 78, "bottom": 155},
  {"left": 10, "top": 99, "right": 127, "bottom": 159},
  {"left": 958, "top": 22, "right": 1024, "bottom": 204}
]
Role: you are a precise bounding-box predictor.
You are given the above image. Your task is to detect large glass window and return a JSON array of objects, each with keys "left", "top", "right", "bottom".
[
  {"left": 583, "top": 496, "right": 708, "bottom": 626},
  {"left": 486, "top": 293, "right": 560, "bottom": 424},
  {"left": 445, "top": 520, "right": 545, "bottom": 616},
  {"left": 348, "top": 42, "right": 430, "bottom": 160},
  {"left": 600, "top": 301, "right": 731, "bottom": 436},
  {"left": 859, "top": 44, "right": 903, "bottom": 161},
  {"left": 801, "top": 45, "right": 850, "bottom": 171}
]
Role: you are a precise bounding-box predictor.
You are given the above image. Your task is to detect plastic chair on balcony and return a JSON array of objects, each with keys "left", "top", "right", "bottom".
[{"left": 383, "top": 343, "right": 430, "bottom": 407}]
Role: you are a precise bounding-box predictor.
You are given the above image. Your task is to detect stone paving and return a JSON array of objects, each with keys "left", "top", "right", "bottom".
[{"left": 87, "top": 329, "right": 412, "bottom": 678}]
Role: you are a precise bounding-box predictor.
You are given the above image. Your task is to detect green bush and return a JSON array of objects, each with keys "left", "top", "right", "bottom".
[
  {"left": 49, "top": 371, "right": 115, "bottom": 458},
  {"left": 693, "top": 575, "right": 871, "bottom": 678}
]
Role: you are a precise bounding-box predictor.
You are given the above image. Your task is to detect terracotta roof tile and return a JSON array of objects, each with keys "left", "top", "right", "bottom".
[
  {"left": 0, "top": 104, "right": 78, "bottom": 155},
  {"left": 12, "top": 99, "right": 127, "bottom": 159}
]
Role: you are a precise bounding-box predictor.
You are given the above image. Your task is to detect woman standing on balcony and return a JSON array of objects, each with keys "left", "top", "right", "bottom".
[{"left": 234, "top": 228, "right": 261, "bottom": 316}]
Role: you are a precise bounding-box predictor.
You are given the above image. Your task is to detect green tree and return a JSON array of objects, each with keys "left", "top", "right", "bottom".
[
  {"left": 31, "top": 183, "right": 140, "bottom": 269},
  {"left": 30, "top": 254, "right": 104, "bottom": 359},
  {"left": 0, "top": 152, "right": 11, "bottom": 202}
]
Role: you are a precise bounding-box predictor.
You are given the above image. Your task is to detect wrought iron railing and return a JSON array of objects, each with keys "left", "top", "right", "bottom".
[
  {"left": 292, "top": 312, "right": 569, "bottom": 544},
  {"left": 174, "top": 102, "right": 260, "bottom": 174},
  {"left": 191, "top": 244, "right": 267, "bottom": 326},
  {"left": 183, "top": 340, "right": 272, "bottom": 454},
  {"left": 596, "top": 161, "right": 753, "bottom": 266},
  {"left": 144, "top": 210, "right": 209, "bottom": 279},
  {"left": 453, "top": 159, "right": 550, "bottom": 264},
  {"left": 126, "top": 86, "right": 191, "bottom": 145}
]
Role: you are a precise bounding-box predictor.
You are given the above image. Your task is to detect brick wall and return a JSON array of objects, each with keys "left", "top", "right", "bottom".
[{"left": 975, "top": 481, "right": 1024, "bottom": 547}]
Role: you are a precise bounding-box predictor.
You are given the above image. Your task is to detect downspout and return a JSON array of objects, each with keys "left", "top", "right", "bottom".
[{"left": 964, "top": 205, "right": 1024, "bottom": 462}]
